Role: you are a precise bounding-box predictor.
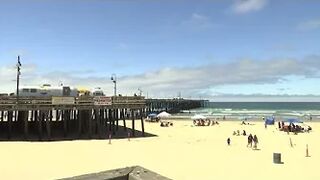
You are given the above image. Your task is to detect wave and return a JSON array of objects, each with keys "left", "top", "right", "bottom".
[{"left": 180, "top": 107, "right": 320, "bottom": 120}]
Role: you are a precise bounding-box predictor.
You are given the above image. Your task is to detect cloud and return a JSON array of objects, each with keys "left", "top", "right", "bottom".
[
  {"left": 232, "top": 0, "right": 267, "bottom": 14},
  {"left": 1, "top": 55, "right": 320, "bottom": 99},
  {"left": 297, "top": 18, "right": 320, "bottom": 31},
  {"left": 181, "top": 13, "right": 214, "bottom": 30}
]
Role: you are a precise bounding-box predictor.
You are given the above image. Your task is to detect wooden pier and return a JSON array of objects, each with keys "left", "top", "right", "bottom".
[
  {"left": 145, "top": 98, "right": 207, "bottom": 113},
  {"left": 0, "top": 96, "right": 205, "bottom": 141},
  {"left": 0, "top": 96, "right": 146, "bottom": 140}
]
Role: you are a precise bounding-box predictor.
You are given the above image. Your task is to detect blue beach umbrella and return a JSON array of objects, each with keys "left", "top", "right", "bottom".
[
  {"left": 148, "top": 113, "right": 158, "bottom": 118},
  {"left": 265, "top": 117, "right": 275, "bottom": 125}
]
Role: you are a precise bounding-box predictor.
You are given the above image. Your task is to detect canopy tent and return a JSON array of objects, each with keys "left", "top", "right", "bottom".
[
  {"left": 157, "top": 112, "right": 171, "bottom": 118},
  {"left": 191, "top": 114, "right": 206, "bottom": 120},
  {"left": 285, "top": 118, "right": 303, "bottom": 124},
  {"left": 265, "top": 117, "right": 275, "bottom": 125}
]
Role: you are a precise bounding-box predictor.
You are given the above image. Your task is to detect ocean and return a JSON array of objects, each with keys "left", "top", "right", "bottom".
[{"left": 181, "top": 102, "right": 320, "bottom": 120}]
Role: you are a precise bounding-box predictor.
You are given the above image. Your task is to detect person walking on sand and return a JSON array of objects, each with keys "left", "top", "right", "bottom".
[
  {"left": 253, "top": 135, "right": 258, "bottom": 149},
  {"left": 247, "top": 134, "right": 253, "bottom": 148},
  {"left": 227, "top": 138, "right": 231, "bottom": 146},
  {"left": 278, "top": 121, "right": 281, "bottom": 129}
]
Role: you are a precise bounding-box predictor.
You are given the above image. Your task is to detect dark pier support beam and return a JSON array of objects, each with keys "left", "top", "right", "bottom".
[
  {"left": 112, "top": 109, "right": 116, "bottom": 135},
  {"left": 34, "top": 110, "right": 38, "bottom": 123},
  {"left": 23, "top": 111, "right": 29, "bottom": 139},
  {"left": 108, "top": 109, "right": 115, "bottom": 135},
  {"left": 108, "top": 109, "right": 112, "bottom": 134},
  {"left": 96, "top": 109, "right": 102, "bottom": 138},
  {"left": 140, "top": 109, "right": 145, "bottom": 137},
  {"left": 46, "top": 110, "right": 51, "bottom": 140},
  {"left": 7, "top": 111, "right": 13, "bottom": 139},
  {"left": 38, "top": 111, "right": 43, "bottom": 140},
  {"left": 102, "top": 109, "right": 107, "bottom": 136},
  {"left": 107, "top": 109, "right": 109, "bottom": 132},
  {"left": 78, "top": 110, "right": 82, "bottom": 138},
  {"left": 88, "top": 110, "right": 92, "bottom": 138},
  {"left": 131, "top": 109, "right": 135, "bottom": 137},
  {"left": 61, "top": 110, "right": 67, "bottom": 137},
  {"left": 56, "top": 110, "right": 59, "bottom": 122},
  {"left": 63, "top": 110, "right": 69, "bottom": 137},
  {"left": 122, "top": 109, "right": 127, "bottom": 131},
  {"left": 115, "top": 109, "right": 119, "bottom": 131}
]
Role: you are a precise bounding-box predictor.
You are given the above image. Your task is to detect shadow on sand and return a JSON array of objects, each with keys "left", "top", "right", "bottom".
[{"left": 0, "top": 125, "right": 157, "bottom": 142}]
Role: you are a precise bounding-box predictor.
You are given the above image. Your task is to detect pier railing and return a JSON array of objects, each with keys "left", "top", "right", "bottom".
[{"left": 0, "top": 96, "right": 146, "bottom": 110}]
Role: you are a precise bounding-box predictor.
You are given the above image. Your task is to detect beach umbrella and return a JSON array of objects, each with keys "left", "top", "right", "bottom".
[
  {"left": 265, "top": 117, "right": 275, "bottom": 125},
  {"left": 148, "top": 113, "right": 158, "bottom": 118},
  {"left": 191, "top": 114, "right": 206, "bottom": 120},
  {"left": 157, "top": 112, "right": 171, "bottom": 118}
]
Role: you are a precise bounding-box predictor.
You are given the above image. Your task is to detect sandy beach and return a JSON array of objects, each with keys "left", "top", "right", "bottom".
[{"left": 0, "top": 119, "right": 319, "bottom": 180}]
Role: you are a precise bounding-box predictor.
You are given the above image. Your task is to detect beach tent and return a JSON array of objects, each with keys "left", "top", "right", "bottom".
[
  {"left": 191, "top": 114, "right": 206, "bottom": 120},
  {"left": 285, "top": 118, "right": 303, "bottom": 124},
  {"left": 265, "top": 117, "right": 275, "bottom": 125},
  {"left": 157, "top": 112, "right": 171, "bottom": 118}
]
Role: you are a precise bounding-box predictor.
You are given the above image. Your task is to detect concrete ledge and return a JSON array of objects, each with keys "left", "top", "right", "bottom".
[{"left": 59, "top": 166, "right": 171, "bottom": 180}]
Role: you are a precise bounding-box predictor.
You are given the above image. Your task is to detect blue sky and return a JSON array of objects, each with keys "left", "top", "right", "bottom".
[{"left": 1, "top": 0, "right": 320, "bottom": 101}]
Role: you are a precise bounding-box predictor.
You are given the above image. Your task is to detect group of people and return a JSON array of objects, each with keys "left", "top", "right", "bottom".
[
  {"left": 193, "top": 119, "right": 219, "bottom": 126},
  {"left": 278, "top": 121, "right": 312, "bottom": 134},
  {"left": 160, "top": 121, "right": 173, "bottom": 127},
  {"left": 229, "top": 130, "right": 259, "bottom": 149},
  {"left": 247, "top": 134, "right": 258, "bottom": 149},
  {"left": 241, "top": 121, "right": 252, "bottom": 125},
  {"left": 233, "top": 130, "right": 246, "bottom": 136}
]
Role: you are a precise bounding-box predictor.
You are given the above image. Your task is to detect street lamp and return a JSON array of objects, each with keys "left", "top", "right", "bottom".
[
  {"left": 16, "top": 55, "right": 21, "bottom": 104},
  {"left": 110, "top": 74, "right": 117, "bottom": 97},
  {"left": 138, "top": 88, "right": 143, "bottom": 96}
]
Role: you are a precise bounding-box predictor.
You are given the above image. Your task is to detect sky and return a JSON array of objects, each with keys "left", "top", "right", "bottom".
[{"left": 1, "top": 0, "right": 320, "bottom": 101}]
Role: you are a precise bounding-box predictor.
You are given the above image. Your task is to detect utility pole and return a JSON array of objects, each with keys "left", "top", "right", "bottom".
[{"left": 16, "top": 55, "right": 21, "bottom": 104}]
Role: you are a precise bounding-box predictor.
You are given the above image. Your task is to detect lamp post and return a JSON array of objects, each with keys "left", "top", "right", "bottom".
[
  {"left": 16, "top": 55, "right": 21, "bottom": 104},
  {"left": 110, "top": 74, "right": 117, "bottom": 97}
]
